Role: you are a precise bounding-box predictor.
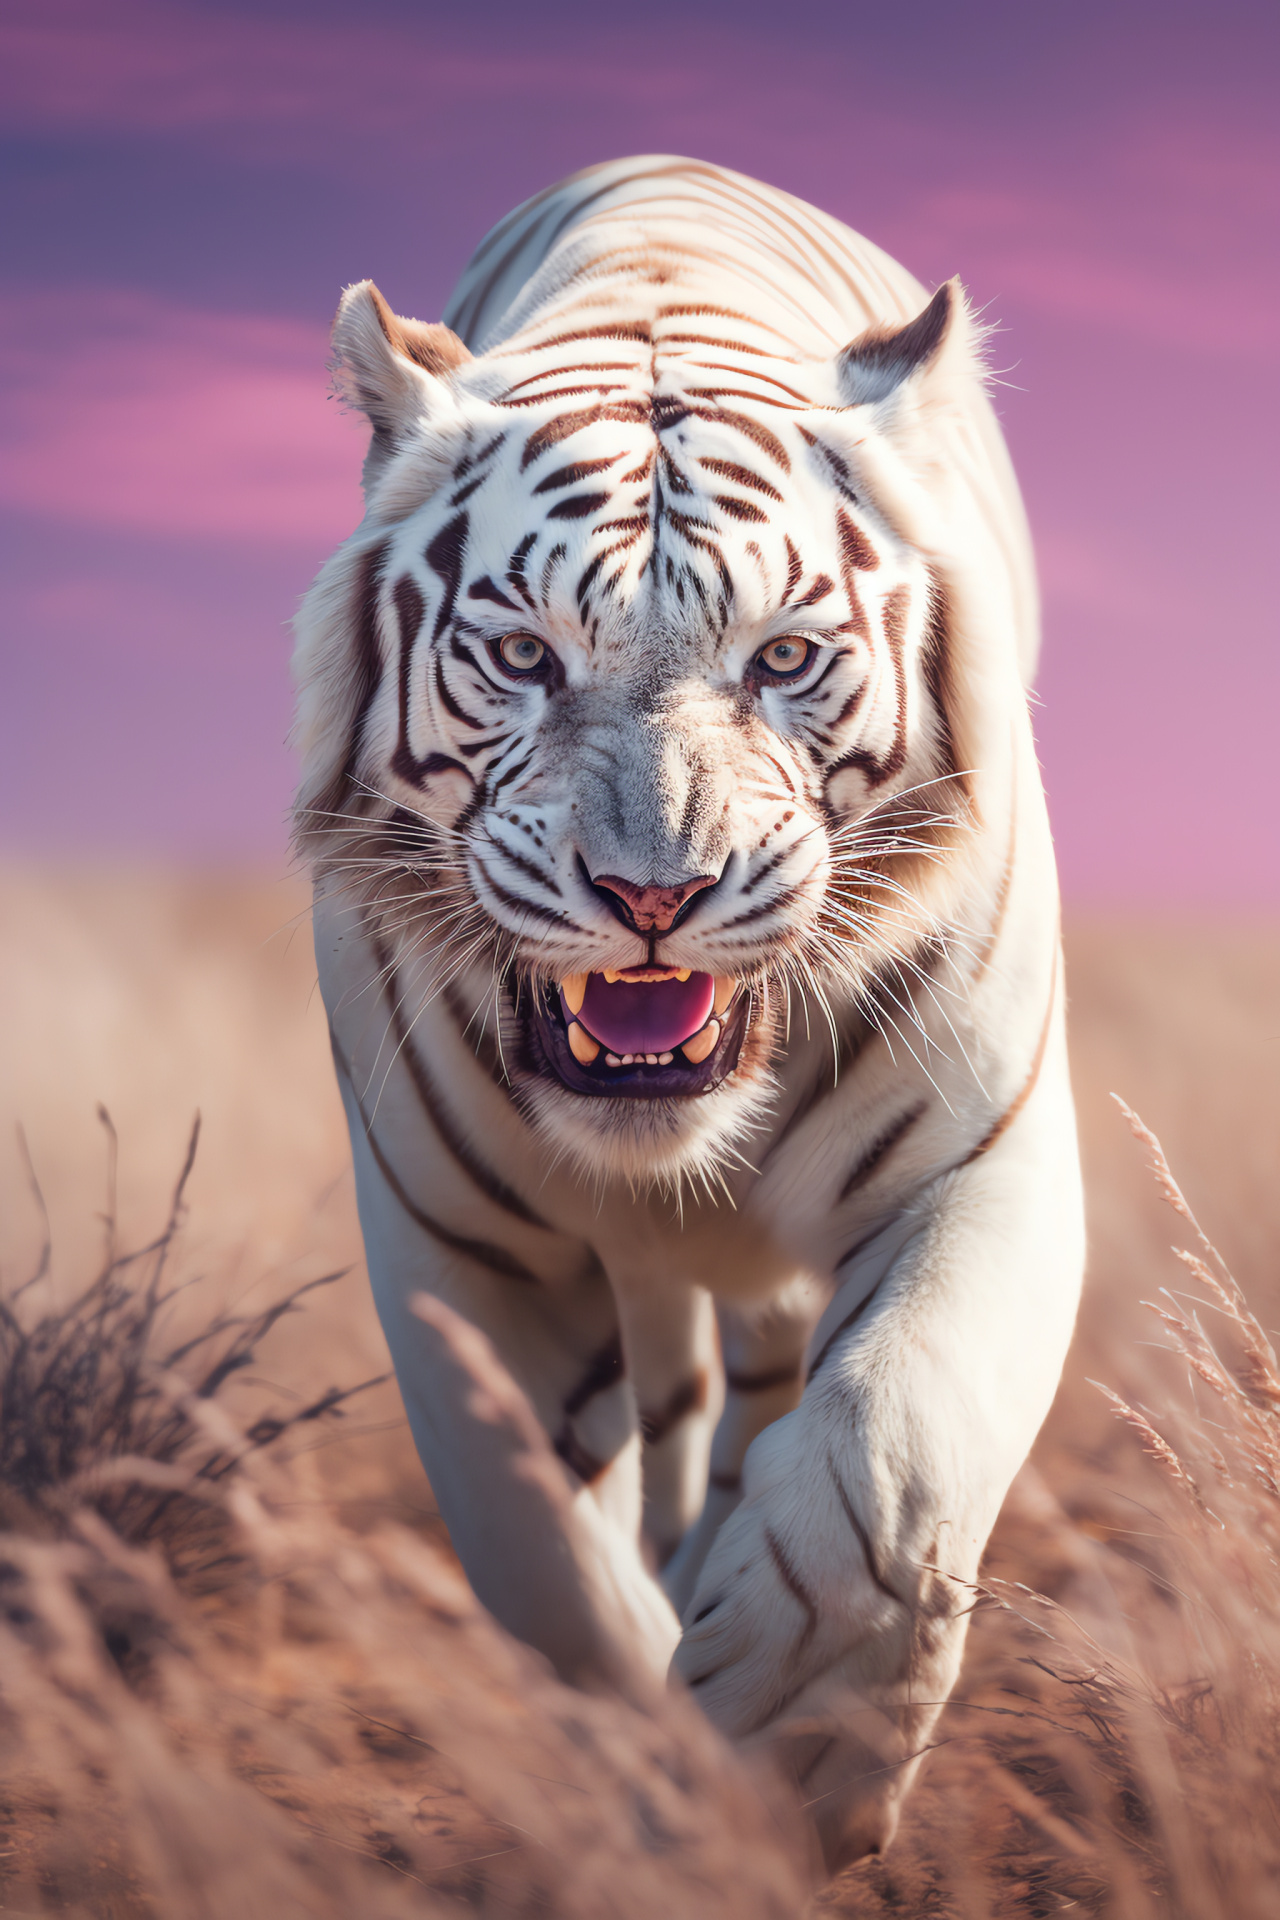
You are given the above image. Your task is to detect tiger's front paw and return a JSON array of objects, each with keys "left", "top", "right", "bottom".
[
  {"left": 670, "top": 1406, "right": 927, "bottom": 1871},
  {"left": 672, "top": 1406, "right": 909, "bottom": 1734}
]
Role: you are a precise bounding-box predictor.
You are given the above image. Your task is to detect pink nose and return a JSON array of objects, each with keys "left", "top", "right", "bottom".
[{"left": 591, "top": 872, "right": 716, "bottom": 934}]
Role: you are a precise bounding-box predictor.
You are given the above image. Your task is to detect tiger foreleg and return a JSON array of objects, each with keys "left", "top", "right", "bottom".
[
  {"left": 410, "top": 1295, "right": 681, "bottom": 1701},
  {"left": 338, "top": 1086, "right": 679, "bottom": 1696},
  {"left": 662, "top": 1283, "right": 819, "bottom": 1617},
  {"left": 671, "top": 1065, "right": 1083, "bottom": 1870},
  {"left": 612, "top": 1282, "right": 721, "bottom": 1570}
]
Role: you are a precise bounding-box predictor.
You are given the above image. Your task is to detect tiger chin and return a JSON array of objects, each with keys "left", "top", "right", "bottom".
[{"left": 293, "top": 154, "right": 1085, "bottom": 1879}]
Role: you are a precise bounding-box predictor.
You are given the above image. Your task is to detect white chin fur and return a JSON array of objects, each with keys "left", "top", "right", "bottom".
[{"left": 515, "top": 1069, "right": 775, "bottom": 1191}]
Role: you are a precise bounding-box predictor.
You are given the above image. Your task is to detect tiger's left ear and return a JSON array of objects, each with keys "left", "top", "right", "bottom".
[{"left": 834, "top": 279, "right": 969, "bottom": 409}]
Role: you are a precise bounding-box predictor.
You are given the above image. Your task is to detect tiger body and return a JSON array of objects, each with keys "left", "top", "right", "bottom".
[{"left": 294, "top": 157, "right": 1084, "bottom": 1870}]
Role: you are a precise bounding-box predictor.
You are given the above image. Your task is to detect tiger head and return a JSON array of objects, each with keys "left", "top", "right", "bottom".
[{"left": 294, "top": 275, "right": 984, "bottom": 1185}]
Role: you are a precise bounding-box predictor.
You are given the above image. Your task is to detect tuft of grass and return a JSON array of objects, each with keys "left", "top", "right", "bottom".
[{"left": 0, "top": 1122, "right": 807, "bottom": 1919}]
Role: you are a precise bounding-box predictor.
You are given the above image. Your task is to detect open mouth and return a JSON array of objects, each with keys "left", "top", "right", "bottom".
[{"left": 526, "top": 966, "right": 749, "bottom": 1099}]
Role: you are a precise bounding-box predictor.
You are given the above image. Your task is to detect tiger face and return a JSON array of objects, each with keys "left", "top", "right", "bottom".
[{"left": 296, "top": 280, "right": 970, "bottom": 1183}]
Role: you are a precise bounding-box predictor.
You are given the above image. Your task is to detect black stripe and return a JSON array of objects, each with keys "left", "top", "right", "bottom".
[
  {"left": 330, "top": 1034, "right": 541, "bottom": 1283},
  {"left": 563, "top": 1333, "right": 625, "bottom": 1416},
  {"left": 765, "top": 1526, "right": 817, "bottom": 1653},
  {"left": 838, "top": 1102, "right": 927, "bottom": 1201},
  {"left": 336, "top": 540, "right": 391, "bottom": 804},
  {"left": 724, "top": 1363, "right": 800, "bottom": 1394},
  {"left": 369, "top": 931, "right": 549, "bottom": 1228},
  {"left": 805, "top": 1266, "right": 884, "bottom": 1383},
  {"left": 434, "top": 656, "right": 487, "bottom": 730},
  {"left": 467, "top": 575, "right": 520, "bottom": 611},
  {"left": 825, "top": 1446, "right": 904, "bottom": 1608},
  {"left": 640, "top": 1371, "right": 707, "bottom": 1445},
  {"left": 442, "top": 981, "right": 507, "bottom": 1084}
]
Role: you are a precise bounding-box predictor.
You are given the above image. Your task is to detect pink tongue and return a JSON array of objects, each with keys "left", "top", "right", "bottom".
[{"left": 566, "top": 972, "right": 716, "bottom": 1056}]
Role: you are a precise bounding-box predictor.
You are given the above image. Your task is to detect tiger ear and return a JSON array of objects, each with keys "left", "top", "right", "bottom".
[
  {"left": 834, "top": 280, "right": 965, "bottom": 408},
  {"left": 331, "top": 280, "right": 473, "bottom": 440}
]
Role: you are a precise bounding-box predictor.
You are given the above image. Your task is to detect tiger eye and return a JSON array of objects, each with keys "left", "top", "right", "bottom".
[
  {"left": 758, "top": 636, "right": 811, "bottom": 676},
  {"left": 499, "top": 633, "right": 547, "bottom": 672}
]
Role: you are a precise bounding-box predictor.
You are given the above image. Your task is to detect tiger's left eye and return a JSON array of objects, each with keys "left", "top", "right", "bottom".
[
  {"left": 498, "top": 632, "right": 547, "bottom": 672},
  {"left": 757, "top": 636, "right": 813, "bottom": 678}
]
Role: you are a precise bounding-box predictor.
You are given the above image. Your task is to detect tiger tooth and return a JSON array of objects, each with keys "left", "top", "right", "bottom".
[
  {"left": 681, "top": 1020, "right": 720, "bottom": 1065},
  {"left": 561, "top": 973, "right": 588, "bottom": 1016},
  {"left": 567, "top": 1022, "right": 600, "bottom": 1065},
  {"left": 602, "top": 968, "right": 622, "bottom": 985},
  {"left": 712, "top": 976, "right": 738, "bottom": 1015},
  {"left": 675, "top": 968, "right": 692, "bottom": 982}
]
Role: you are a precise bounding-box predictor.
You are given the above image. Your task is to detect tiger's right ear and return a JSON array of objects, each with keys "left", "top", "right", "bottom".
[{"left": 331, "top": 280, "right": 473, "bottom": 442}]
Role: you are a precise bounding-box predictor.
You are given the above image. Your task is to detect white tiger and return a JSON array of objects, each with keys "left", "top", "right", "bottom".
[{"left": 293, "top": 155, "right": 1084, "bottom": 1872}]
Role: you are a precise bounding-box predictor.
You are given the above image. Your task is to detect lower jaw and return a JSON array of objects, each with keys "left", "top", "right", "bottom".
[{"left": 523, "top": 983, "right": 752, "bottom": 1100}]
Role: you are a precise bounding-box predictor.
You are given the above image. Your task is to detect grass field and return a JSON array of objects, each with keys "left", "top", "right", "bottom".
[{"left": 0, "top": 868, "right": 1276, "bottom": 1917}]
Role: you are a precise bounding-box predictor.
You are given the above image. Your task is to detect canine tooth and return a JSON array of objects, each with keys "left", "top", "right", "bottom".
[
  {"left": 658, "top": 1051, "right": 673, "bottom": 1065},
  {"left": 567, "top": 1021, "right": 600, "bottom": 1065},
  {"left": 561, "top": 973, "right": 588, "bottom": 1015},
  {"left": 675, "top": 968, "right": 691, "bottom": 981},
  {"left": 681, "top": 1020, "right": 720, "bottom": 1065},
  {"left": 712, "top": 976, "right": 737, "bottom": 1015}
]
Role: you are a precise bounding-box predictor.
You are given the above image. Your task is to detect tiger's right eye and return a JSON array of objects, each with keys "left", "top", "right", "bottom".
[{"left": 497, "top": 633, "right": 547, "bottom": 673}]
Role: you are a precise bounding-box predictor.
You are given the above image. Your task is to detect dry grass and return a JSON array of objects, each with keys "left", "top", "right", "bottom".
[{"left": 0, "top": 870, "right": 1277, "bottom": 1916}]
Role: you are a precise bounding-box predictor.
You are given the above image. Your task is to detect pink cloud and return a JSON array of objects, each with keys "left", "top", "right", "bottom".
[
  {"left": 0, "top": 0, "right": 699, "bottom": 141},
  {"left": 0, "top": 289, "right": 362, "bottom": 544}
]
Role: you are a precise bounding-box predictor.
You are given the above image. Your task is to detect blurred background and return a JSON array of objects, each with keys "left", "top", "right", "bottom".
[{"left": 0, "top": 0, "right": 1276, "bottom": 1375}]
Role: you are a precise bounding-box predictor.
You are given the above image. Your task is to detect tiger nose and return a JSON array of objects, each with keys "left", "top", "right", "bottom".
[{"left": 589, "top": 871, "right": 718, "bottom": 935}]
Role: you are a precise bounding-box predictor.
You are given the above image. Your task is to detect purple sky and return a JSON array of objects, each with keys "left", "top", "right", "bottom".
[{"left": 2, "top": 0, "right": 1276, "bottom": 901}]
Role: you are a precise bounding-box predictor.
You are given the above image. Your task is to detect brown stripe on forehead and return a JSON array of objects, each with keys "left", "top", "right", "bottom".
[
  {"left": 697, "top": 458, "right": 784, "bottom": 500},
  {"left": 683, "top": 362, "right": 809, "bottom": 399},
  {"left": 655, "top": 303, "right": 795, "bottom": 344},
  {"left": 685, "top": 406, "right": 791, "bottom": 470},
  {"left": 519, "top": 399, "right": 647, "bottom": 469},
  {"left": 527, "top": 321, "right": 653, "bottom": 349},
  {"left": 715, "top": 494, "right": 768, "bottom": 523},
  {"left": 546, "top": 490, "right": 611, "bottom": 520},
  {"left": 501, "top": 362, "right": 635, "bottom": 399},
  {"left": 532, "top": 456, "right": 621, "bottom": 494}
]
